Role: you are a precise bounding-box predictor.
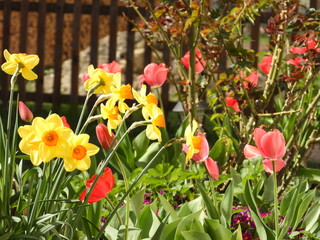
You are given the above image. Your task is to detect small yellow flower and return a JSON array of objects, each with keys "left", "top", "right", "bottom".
[
  {"left": 18, "top": 114, "right": 73, "bottom": 165},
  {"left": 132, "top": 84, "right": 158, "bottom": 106},
  {"left": 84, "top": 65, "right": 119, "bottom": 95},
  {"left": 1, "top": 49, "right": 39, "bottom": 80},
  {"left": 63, "top": 134, "right": 99, "bottom": 172},
  {"left": 184, "top": 120, "right": 201, "bottom": 163},
  {"left": 101, "top": 104, "right": 122, "bottom": 133},
  {"left": 105, "top": 75, "right": 133, "bottom": 113},
  {"left": 144, "top": 104, "right": 165, "bottom": 142}
]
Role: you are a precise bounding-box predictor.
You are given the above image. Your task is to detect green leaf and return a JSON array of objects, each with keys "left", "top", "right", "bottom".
[
  {"left": 178, "top": 197, "right": 203, "bottom": 218},
  {"left": 243, "top": 181, "right": 275, "bottom": 240},
  {"left": 302, "top": 202, "right": 320, "bottom": 232},
  {"left": 136, "top": 142, "right": 163, "bottom": 168},
  {"left": 137, "top": 205, "right": 161, "bottom": 239},
  {"left": 158, "top": 193, "right": 178, "bottom": 220},
  {"left": 196, "top": 181, "right": 220, "bottom": 220},
  {"left": 131, "top": 189, "right": 145, "bottom": 218},
  {"left": 292, "top": 189, "right": 315, "bottom": 230},
  {"left": 181, "top": 231, "right": 211, "bottom": 240},
  {"left": 160, "top": 219, "right": 182, "bottom": 240},
  {"left": 296, "top": 167, "right": 320, "bottom": 183},
  {"left": 263, "top": 175, "right": 274, "bottom": 203},
  {"left": 231, "top": 225, "right": 243, "bottom": 240},
  {"left": 204, "top": 218, "right": 232, "bottom": 240},
  {"left": 209, "top": 138, "right": 230, "bottom": 166},
  {"left": 220, "top": 181, "right": 234, "bottom": 227},
  {"left": 133, "top": 130, "right": 150, "bottom": 160},
  {"left": 175, "top": 210, "right": 204, "bottom": 240}
]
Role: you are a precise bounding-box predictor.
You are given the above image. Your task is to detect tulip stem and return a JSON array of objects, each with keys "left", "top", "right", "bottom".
[
  {"left": 105, "top": 196, "right": 123, "bottom": 226},
  {"left": 273, "top": 160, "right": 279, "bottom": 240}
]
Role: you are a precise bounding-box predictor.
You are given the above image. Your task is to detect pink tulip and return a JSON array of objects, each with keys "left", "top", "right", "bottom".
[
  {"left": 205, "top": 157, "right": 220, "bottom": 180},
  {"left": 226, "top": 92, "right": 240, "bottom": 113},
  {"left": 244, "top": 128, "right": 286, "bottom": 173},
  {"left": 181, "top": 49, "right": 206, "bottom": 73},
  {"left": 98, "top": 61, "right": 121, "bottom": 74},
  {"left": 96, "top": 123, "right": 115, "bottom": 150},
  {"left": 287, "top": 57, "right": 309, "bottom": 68},
  {"left": 18, "top": 101, "right": 33, "bottom": 122},
  {"left": 139, "top": 63, "right": 169, "bottom": 87},
  {"left": 183, "top": 133, "right": 220, "bottom": 179},
  {"left": 258, "top": 55, "right": 273, "bottom": 75}
]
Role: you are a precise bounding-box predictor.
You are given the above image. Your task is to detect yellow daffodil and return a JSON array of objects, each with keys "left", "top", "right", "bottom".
[
  {"left": 1, "top": 49, "right": 39, "bottom": 80},
  {"left": 101, "top": 104, "right": 122, "bottom": 134},
  {"left": 132, "top": 84, "right": 158, "bottom": 106},
  {"left": 18, "top": 114, "right": 73, "bottom": 165},
  {"left": 184, "top": 120, "right": 201, "bottom": 163},
  {"left": 143, "top": 104, "right": 165, "bottom": 142},
  {"left": 105, "top": 75, "right": 133, "bottom": 113},
  {"left": 63, "top": 134, "right": 99, "bottom": 172},
  {"left": 84, "top": 65, "right": 120, "bottom": 95}
]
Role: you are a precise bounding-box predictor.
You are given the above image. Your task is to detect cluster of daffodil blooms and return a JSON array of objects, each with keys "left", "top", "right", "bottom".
[
  {"left": 2, "top": 48, "right": 166, "bottom": 172},
  {"left": 83, "top": 64, "right": 165, "bottom": 142}
]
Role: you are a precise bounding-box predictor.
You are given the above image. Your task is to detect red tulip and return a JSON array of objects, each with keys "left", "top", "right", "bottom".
[
  {"left": 61, "top": 116, "right": 70, "bottom": 128},
  {"left": 226, "top": 92, "right": 240, "bottom": 113},
  {"left": 96, "top": 123, "right": 115, "bottom": 150},
  {"left": 183, "top": 133, "right": 219, "bottom": 179},
  {"left": 287, "top": 57, "right": 309, "bottom": 68},
  {"left": 98, "top": 61, "right": 121, "bottom": 73},
  {"left": 18, "top": 101, "right": 33, "bottom": 122},
  {"left": 241, "top": 70, "right": 259, "bottom": 89},
  {"left": 78, "top": 167, "right": 114, "bottom": 203},
  {"left": 258, "top": 55, "right": 273, "bottom": 75},
  {"left": 205, "top": 157, "right": 220, "bottom": 180},
  {"left": 181, "top": 49, "right": 206, "bottom": 73},
  {"left": 244, "top": 128, "right": 286, "bottom": 173},
  {"left": 139, "top": 63, "right": 169, "bottom": 87}
]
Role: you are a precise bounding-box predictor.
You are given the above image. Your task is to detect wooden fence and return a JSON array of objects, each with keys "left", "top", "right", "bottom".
[{"left": 0, "top": 0, "right": 318, "bottom": 113}]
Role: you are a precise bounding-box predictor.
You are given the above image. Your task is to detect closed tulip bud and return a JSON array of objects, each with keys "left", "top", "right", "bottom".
[
  {"left": 96, "top": 123, "right": 115, "bottom": 150},
  {"left": 18, "top": 101, "right": 33, "bottom": 122},
  {"left": 61, "top": 116, "right": 70, "bottom": 128}
]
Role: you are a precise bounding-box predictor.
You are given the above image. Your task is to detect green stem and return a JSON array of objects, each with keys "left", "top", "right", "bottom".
[
  {"left": 273, "top": 160, "right": 279, "bottom": 240},
  {"left": 105, "top": 196, "right": 123, "bottom": 226},
  {"left": 95, "top": 139, "right": 180, "bottom": 240}
]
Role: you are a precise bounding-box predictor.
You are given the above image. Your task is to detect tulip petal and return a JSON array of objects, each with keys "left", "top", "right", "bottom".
[
  {"left": 262, "top": 159, "right": 286, "bottom": 173},
  {"left": 253, "top": 128, "right": 267, "bottom": 153},
  {"left": 204, "top": 157, "right": 219, "bottom": 180},
  {"left": 192, "top": 133, "right": 209, "bottom": 161},
  {"left": 244, "top": 144, "right": 263, "bottom": 159},
  {"left": 260, "top": 130, "right": 286, "bottom": 159}
]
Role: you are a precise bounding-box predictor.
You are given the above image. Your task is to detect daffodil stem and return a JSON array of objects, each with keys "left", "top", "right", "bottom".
[
  {"left": 273, "top": 160, "right": 279, "bottom": 240},
  {"left": 75, "top": 90, "right": 92, "bottom": 134},
  {"left": 115, "top": 153, "right": 130, "bottom": 240},
  {"left": 209, "top": 176, "right": 217, "bottom": 207},
  {"left": 95, "top": 139, "right": 180, "bottom": 240}
]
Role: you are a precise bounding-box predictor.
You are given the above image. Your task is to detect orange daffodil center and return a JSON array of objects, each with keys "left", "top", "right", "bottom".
[
  {"left": 18, "top": 114, "right": 99, "bottom": 171},
  {"left": 1, "top": 49, "right": 39, "bottom": 80}
]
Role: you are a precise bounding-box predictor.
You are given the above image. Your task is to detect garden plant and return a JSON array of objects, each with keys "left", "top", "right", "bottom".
[{"left": 0, "top": 0, "right": 320, "bottom": 239}]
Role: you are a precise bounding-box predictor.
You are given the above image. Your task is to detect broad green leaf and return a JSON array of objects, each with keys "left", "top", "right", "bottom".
[
  {"left": 103, "top": 225, "right": 118, "bottom": 240},
  {"left": 302, "top": 202, "right": 320, "bottom": 232},
  {"left": 118, "top": 226, "right": 141, "bottom": 240},
  {"left": 204, "top": 218, "right": 232, "bottom": 240},
  {"left": 296, "top": 167, "right": 320, "bottom": 184},
  {"left": 136, "top": 142, "right": 163, "bottom": 168},
  {"left": 244, "top": 181, "right": 274, "bottom": 240},
  {"left": 133, "top": 130, "right": 150, "bottom": 160},
  {"left": 196, "top": 181, "right": 219, "bottom": 220},
  {"left": 220, "top": 181, "right": 234, "bottom": 227},
  {"left": 160, "top": 218, "right": 182, "bottom": 240},
  {"left": 131, "top": 189, "right": 145, "bottom": 218},
  {"left": 209, "top": 138, "right": 230, "bottom": 165},
  {"left": 175, "top": 210, "right": 204, "bottom": 240},
  {"left": 292, "top": 189, "right": 315, "bottom": 230},
  {"left": 137, "top": 205, "right": 160, "bottom": 239},
  {"left": 178, "top": 197, "right": 203, "bottom": 218},
  {"left": 181, "top": 230, "right": 211, "bottom": 240},
  {"left": 158, "top": 193, "right": 178, "bottom": 221},
  {"left": 263, "top": 175, "right": 274, "bottom": 203},
  {"left": 231, "top": 225, "right": 242, "bottom": 240}
]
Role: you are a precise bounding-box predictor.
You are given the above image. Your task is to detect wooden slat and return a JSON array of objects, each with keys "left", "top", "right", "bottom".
[
  {"left": 52, "top": 0, "right": 64, "bottom": 110},
  {"left": 70, "top": 0, "right": 82, "bottom": 107},
  {"left": 90, "top": 0, "right": 100, "bottom": 66},
  {"left": 108, "top": 0, "right": 118, "bottom": 62},
  {"left": 310, "top": 0, "right": 317, "bottom": 8},
  {"left": 35, "top": 0, "right": 46, "bottom": 112},
  {"left": 162, "top": 46, "right": 170, "bottom": 111},
  {"left": 251, "top": 15, "right": 261, "bottom": 67},
  {"left": 0, "top": 0, "right": 11, "bottom": 107},
  {"left": 18, "top": 0, "right": 29, "bottom": 102},
  {"left": 125, "top": 10, "right": 135, "bottom": 85}
]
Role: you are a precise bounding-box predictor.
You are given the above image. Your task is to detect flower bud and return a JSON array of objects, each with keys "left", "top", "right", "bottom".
[
  {"left": 61, "top": 116, "right": 70, "bottom": 128},
  {"left": 96, "top": 123, "right": 115, "bottom": 150},
  {"left": 18, "top": 101, "right": 33, "bottom": 122}
]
